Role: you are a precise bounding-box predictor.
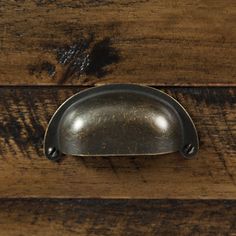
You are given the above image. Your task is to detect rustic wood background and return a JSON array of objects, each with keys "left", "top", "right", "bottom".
[{"left": 0, "top": 0, "right": 236, "bottom": 235}]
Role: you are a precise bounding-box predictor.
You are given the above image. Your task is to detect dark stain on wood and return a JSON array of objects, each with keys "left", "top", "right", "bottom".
[
  {"left": 171, "top": 87, "right": 236, "bottom": 106},
  {"left": 35, "top": 0, "right": 113, "bottom": 8},
  {"left": 0, "top": 116, "right": 22, "bottom": 156},
  {"left": 198, "top": 88, "right": 236, "bottom": 106},
  {"left": 0, "top": 89, "right": 46, "bottom": 158},
  {"left": 56, "top": 35, "right": 120, "bottom": 84},
  {"left": 22, "top": 91, "right": 46, "bottom": 157},
  {"left": 35, "top": 0, "right": 56, "bottom": 6},
  {"left": 34, "top": 0, "right": 153, "bottom": 8},
  {"left": 85, "top": 37, "right": 120, "bottom": 77},
  {"left": 28, "top": 61, "right": 56, "bottom": 78}
]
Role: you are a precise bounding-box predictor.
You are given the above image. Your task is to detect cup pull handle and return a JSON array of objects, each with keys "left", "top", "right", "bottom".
[{"left": 44, "top": 84, "right": 199, "bottom": 161}]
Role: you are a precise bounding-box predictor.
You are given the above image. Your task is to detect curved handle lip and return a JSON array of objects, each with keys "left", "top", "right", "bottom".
[{"left": 43, "top": 84, "right": 199, "bottom": 161}]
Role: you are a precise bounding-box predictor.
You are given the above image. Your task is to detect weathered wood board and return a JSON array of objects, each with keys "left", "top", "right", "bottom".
[
  {"left": 0, "top": 0, "right": 235, "bottom": 85},
  {"left": 0, "top": 87, "right": 235, "bottom": 198},
  {"left": 0, "top": 199, "right": 235, "bottom": 236}
]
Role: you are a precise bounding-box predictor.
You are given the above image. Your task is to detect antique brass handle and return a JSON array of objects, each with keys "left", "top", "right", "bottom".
[{"left": 44, "top": 84, "right": 199, "bottom": 161}]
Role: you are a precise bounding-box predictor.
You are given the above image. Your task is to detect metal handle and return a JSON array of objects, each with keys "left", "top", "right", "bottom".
[{"left": 44, "top": 84, "right": 199, "bottom": 161}]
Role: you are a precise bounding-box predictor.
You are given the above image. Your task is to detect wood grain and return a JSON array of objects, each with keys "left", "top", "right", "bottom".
[
  {"left": 0, "top": 87, "right": 235, "bottom": 199},
  {"left": 0, "top": 0, "right": 235, "bottom": 85},
  {"left": 0, "top": 199, "right": 235, "bottom": 235}
]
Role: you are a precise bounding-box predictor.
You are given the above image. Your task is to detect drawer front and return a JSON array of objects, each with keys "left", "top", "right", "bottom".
[{"left": 0, "top": 87, "right": 235, "bottom": 199}]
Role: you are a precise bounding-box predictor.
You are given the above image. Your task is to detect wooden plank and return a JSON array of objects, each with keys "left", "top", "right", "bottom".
[
  {"left": 0, "top": 0, "right": 235, "bottom": 85},
  {"left": 0, "top": 87, "right": 235, "bottom": 198},
  {"left": 0, "top": 199, "right": 235, "bottom": 235}
]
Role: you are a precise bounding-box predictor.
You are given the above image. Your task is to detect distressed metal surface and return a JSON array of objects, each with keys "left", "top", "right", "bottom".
[{"left": 44, "top": 84, "right": 199, "bottom": 160}]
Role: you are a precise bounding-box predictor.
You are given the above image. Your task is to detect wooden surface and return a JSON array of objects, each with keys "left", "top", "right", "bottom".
[
  {"left": 0, "top": 87, "right": 235, "bottom": 199},
  {"left": 0, "top": 199, "right": 235, "bottom": 236},
  {"left": 1, "top": 1, "right": 236, "bottom": 234},
  {"left": 0, "top": 0, "right": 236, "bottom": 85}
]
